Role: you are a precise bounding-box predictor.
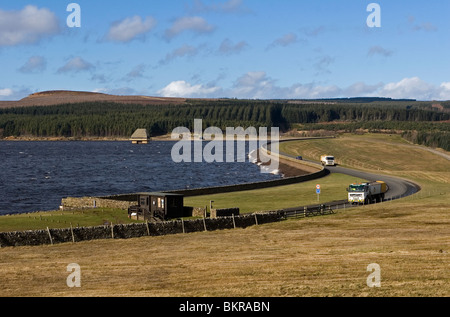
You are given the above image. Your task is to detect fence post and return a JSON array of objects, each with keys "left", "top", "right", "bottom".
[
  {"left": 203, "top": 217, "right": 207, "bottom": 232},
  {"left": 146, "top": 220, "right": 150, "bottom": 236},
  {"left": 181, "top": 218, "right": 185, "bottom": 234},
  {"left": 111, "top": 223, "right": 114, "bottom": 239},
  {"left": 232, "top": 214, "right": 236, "bottom": 229},
  {"left": 70, "top": 223, "right": 75, "bottom": 243},
  {"left": 46, "top": 227, "right": 53, "bottom": 245},
  {"left": 254, "top": 214, "right": 258, "bottom": 226},
  {"left": 304, "top": 207, "right": 307, "bottom": 218}
]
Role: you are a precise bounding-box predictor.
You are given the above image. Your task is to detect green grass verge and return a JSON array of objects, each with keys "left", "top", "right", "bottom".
[
  {"left": 0, "top": 208, "right": 140, "bottom": 233},
  {"left": 185, "top": 173, "right": 366, "bottom": 214},
  {"left": 0, "top": 173, "right": 366, "bottom": 233}
]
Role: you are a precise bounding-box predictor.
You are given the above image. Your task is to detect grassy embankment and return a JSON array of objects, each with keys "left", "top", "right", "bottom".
[
  {"left": 0, "top": 133, "right": 448, "bottom": 297},
  {"left": 0, "top": 172, "right": 365, "bottom": 232},
  {"left": 0, "top": 208, "right": 140, "bottom": 233}
]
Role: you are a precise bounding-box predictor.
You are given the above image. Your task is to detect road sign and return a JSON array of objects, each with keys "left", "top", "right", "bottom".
[
  {"left": 316, "top": 188, "right": 321, "bottom": 194},
  {"left": 316, "top": 184, "right": 321, "bottom": 190}
]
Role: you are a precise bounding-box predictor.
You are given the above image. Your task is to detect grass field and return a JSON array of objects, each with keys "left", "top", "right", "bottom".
[
  {"left": 0, "top": 208, "right": 139, "bottom": 233},
  {"left": 184, "top": 173, "right": 366, "bottom": 214},
  {"left": 0, "top": 173, "right": 366, "bottom": 233},
  {"left": 0, "top": 133, "right": 449, "bottom": 297}
]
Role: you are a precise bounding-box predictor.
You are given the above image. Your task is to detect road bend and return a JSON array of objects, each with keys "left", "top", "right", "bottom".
[{"left": 270, "top": 138, "right": 422, "bottom": 213}]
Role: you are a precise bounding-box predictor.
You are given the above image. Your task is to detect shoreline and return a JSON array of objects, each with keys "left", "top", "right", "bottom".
[
  {"left": 0, "top": 136, "right": 165, "bottom": 142},
  {"left": 0, "top": 137, "right": 317, "bottom": 216},
  {"left": 0, "top": 135, "right": 285, "bottom": 142}
]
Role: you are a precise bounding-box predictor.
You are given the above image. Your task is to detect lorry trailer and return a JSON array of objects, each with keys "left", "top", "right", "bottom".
[{"left": 347, "top": 181, "right": 388, "bottom": 205}]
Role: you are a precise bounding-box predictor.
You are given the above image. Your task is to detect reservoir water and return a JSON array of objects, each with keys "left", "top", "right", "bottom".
[{"left": 0, "top": 141, "right": 279, "bottom": 215}]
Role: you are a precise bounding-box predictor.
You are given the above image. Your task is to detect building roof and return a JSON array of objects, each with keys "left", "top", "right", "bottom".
[
  {"left": 130, "top": 129, "right": 149, "bottom": 140},
  {"left": 137, "top": 192, "right": 184, "bottom": 197}
]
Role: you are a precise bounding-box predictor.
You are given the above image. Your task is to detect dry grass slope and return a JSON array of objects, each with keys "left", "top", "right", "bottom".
[
  {"left": 0, "top": 133, "right": 449, "bottom": 297},
  {"left": 0, "top": 90, "right": 187, "bottom": 108}
]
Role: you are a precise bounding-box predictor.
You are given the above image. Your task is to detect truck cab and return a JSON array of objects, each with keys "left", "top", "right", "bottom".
[
  {"left": 347, "top": 181, "right": 387, "bottom": 205},
  {"left": 347, "top": 183, "right": 368, "bottom": 204},
  {"left": 321, "top": 155, "right": 335, "bottom": 166}
]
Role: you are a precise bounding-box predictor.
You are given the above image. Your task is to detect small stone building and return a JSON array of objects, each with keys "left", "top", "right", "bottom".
[
  {"left": 130, "top": 129, "right": 150, "bottom": 144},
  {"left": 128, "top": 192, "right": 184, "bottom": 221}
]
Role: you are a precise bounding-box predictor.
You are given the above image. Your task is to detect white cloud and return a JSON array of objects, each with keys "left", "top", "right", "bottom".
[
  {"left": 438, "top": 83, "right": 450, "bottom": 100},
  {"left": 314, "top": 55, "right": 335, "bottom": 75},
  {"left": 413, "top": 22, "right": 437, "bottom": 32},
  {"left": 97, "top": 87, "right": 139, "bottom": 96},
  {"left": 289, "top": 84, "right": 342, "bottom": 99},
  {"left": 344, "top": 82, "right": 384, "bottom": 97},
  {"left": 91, "top": 74, "right": 109, "bottom": 84},
  {"left": 19, "top": 56, "right": 47, "bottom": 73},
  {"left": 408, "top": 16, "right": 438, "bottom": 32},
  {"left": 57, "top": 57, "right": 94, "bottom": 73},
  {"left": 267, "top": 33, "right": 299, "bottom": 50},
  {"left": 0, "top": 5, "right": 60, "bottom": 47},
  {"left": 379, "top": 77, "right": 435, "bottom": 100},
  {"left": 159, "top": 44, "right": 198, "bottom": 65},
  {"left": 164, "top": 16, "right": 215, "bottom": 40},
  {"left": 106, "top": 16, "right": 156, "bottom": 43},
  {"left": 300, "top": 26, "right": 326, "bottom": 37},
  {"left": 189, "top": 0, "right": 251, "bottom": 14},
  {"left": 125, "top": 64, "right": 147, "bottom": 80},
  {"left": 288, "top": 78, "right": 449, "bottom": 101},
  {"left": 158, "top": 80, "right": 221, "bottom": 98},
  {"left": 0, "top": 87, "right": 32, "bottom": 101},
  {"left": 368, "top": 46, "right": 393, "bottom": 57},
  {"left": 157, "top": 75, "right": 450, "bottom": 101},
  {"left": 218, "top": 39, "right": 248, "bottom": 55},
  {"left": 0, "top": 88, "right": 13, "bottom": 97}
]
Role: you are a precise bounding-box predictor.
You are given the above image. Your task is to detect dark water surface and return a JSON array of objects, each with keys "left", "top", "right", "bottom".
[{"left": 0, "top": 141, "right": 278, "bottom": 215}]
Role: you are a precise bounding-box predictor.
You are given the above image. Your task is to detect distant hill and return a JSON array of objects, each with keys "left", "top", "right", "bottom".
[
  {"left": 0, "top": 90, "right": 187, "bottom": 108},
  {"left": 324, "top": 97, "right": 417, "bottom": 103},
  {"left": 291, "top": 97, "right": 417, "bottom": 103}
]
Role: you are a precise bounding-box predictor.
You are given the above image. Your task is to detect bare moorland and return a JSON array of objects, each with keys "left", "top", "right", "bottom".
[{"left": 0, "top": 134, "right": 448, "bottom": 297}]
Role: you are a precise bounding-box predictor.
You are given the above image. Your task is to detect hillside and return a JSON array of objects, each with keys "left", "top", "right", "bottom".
[
  {"left": 0, "top": 134, "right": 448, "bottom": 297},
  {"left": 0, "top": 90, "right": 187, "bottom": 108}
]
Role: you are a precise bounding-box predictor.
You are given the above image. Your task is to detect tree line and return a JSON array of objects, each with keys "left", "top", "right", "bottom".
[
  {"left": 0, "top": 99, "right": 448, "bottom": 149},
  {"left": 298, "top": 121, "right": 450, "bottom": 151}
]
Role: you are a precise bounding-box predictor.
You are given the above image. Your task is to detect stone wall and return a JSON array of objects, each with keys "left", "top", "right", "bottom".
[
  {"left": 0, "top": 211, "right": 285, "bottom": 248},
  {"left": 211, "top": 208, "right": 240, "bottom": 218},
  {"left": 191, "top": 207, "right": 207, "bottom": 218},
  {"left": 61, "top": 197, "right": 135, "bottom": 211}
]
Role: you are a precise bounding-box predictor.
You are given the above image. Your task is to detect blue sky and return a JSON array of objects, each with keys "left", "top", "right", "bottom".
[{"left": 1, "top": 0, "right": 449, "bottom": 101}]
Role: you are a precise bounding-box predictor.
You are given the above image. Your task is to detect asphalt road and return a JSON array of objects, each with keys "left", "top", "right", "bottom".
[
  {"left": 326, "top": 165, "right": 420, "bottom": 200},
  {"left": 275, "top": 138, "right": 421, "bottom": 201}
]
